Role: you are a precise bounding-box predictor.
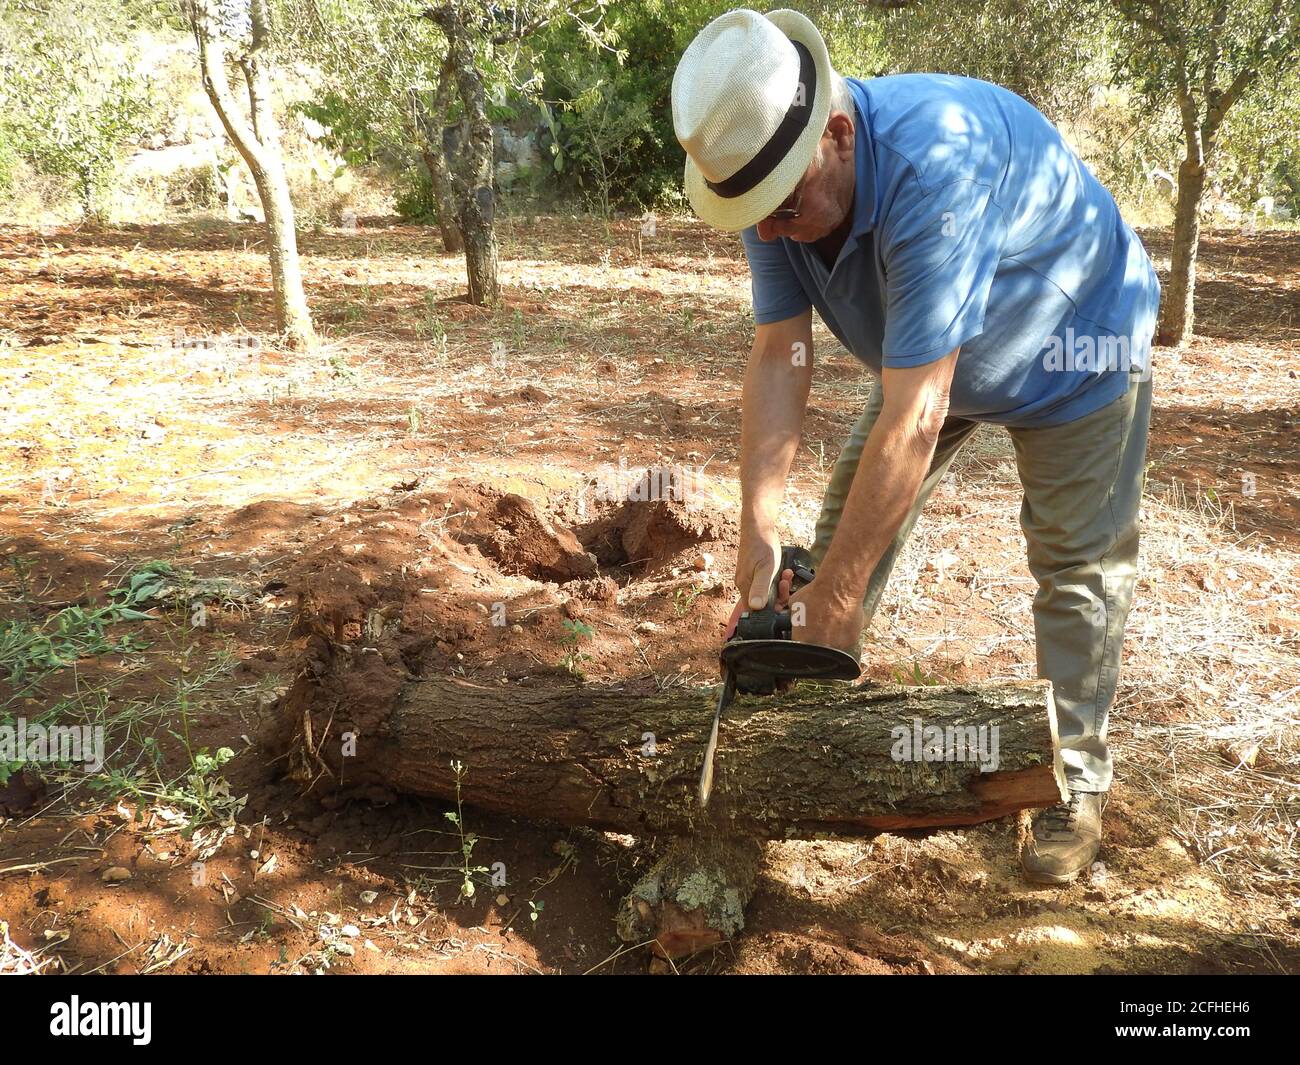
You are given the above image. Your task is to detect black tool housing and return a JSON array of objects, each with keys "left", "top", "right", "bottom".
[{"left": 723, "top": 546, "right": 860, "bottom": 694}]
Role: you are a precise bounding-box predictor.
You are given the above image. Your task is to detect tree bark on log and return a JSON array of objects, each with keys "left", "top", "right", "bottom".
[{"left": 266, "top": 641, "right": 1066, "bottom": 841}]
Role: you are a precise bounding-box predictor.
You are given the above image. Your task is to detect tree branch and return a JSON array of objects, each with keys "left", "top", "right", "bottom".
[
  {"left": 187, "top": 0, "right": 269, "bottom": 174},
  {"left": 1201, "top": 0, "right": 1230, "bottom": 107}
]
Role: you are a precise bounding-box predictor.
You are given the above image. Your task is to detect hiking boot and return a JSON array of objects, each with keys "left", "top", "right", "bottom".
[{"left": 1021, "top": 790, "right": 1106, "bottom": 884}]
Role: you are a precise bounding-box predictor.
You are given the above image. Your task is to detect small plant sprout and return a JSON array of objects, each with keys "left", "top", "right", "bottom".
[
  {"left": 444, "top": 759, "right": 488, "bottom": 902},
  {"left": 558, "top": 619, "right": 595, "bottom": 676},
  {"left": 674, "top": 584, "right": 704, "bottom": 618},
  {"left": 892, "top": 661, "right": 943, "bottom": 687}
]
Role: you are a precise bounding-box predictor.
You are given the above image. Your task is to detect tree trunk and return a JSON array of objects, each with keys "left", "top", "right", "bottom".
[
  {"left": 263, "top": 638, "right": 1066, "bottom": 839},
  {"left": 420, "top": 147, "right": 465, "bottom": 254},
  {"left": 1157, "top": 156, "right": 1206, "bottom": 347},
  {"left": 460, "top": 205, "right": 500, "bottom": 306},
  {"left": 189, "top": 0, "right": 316, "bottom": 351},
  {"left": 412, "top": 65, "right": 464, "bottom": 254},
  {"left": 427, "top": 3, "right": 500, "bottom": 305},
  {"left": 1149, "top": 7, "right": 1263, "bottom": 349}
]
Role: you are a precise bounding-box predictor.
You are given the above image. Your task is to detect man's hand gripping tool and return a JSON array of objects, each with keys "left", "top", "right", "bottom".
[{"left": 697, "top": 546, "right": 861, "bottom": 807}]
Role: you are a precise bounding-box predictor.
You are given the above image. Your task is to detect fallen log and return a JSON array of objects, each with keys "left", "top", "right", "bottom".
[
  {"left": 263, "top": 636, "right": 1064, "bottom": 957},
  {"left": 266, "top": 638, "right": 1065, "bottom": 839}
]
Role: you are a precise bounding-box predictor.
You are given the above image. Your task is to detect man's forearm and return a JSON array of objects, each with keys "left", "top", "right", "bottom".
[
  {"left": 813, "top": 410, "right": 939, "bottom": 609},
  {"left": 739, "top": 331, "right": 813, "bottom": 528},
  {"left": 785, "top": 350, "right": 957, "bottom": 651}
]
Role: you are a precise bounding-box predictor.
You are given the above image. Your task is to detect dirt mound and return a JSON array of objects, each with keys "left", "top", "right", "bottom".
[
  {"left": 576, "top": 469, "right": 734, "bottom": 574},
  {"left": 271, "top": 479, "right": 734, "bottom": 693},
  {"left": 459, "top": 489, "right": 598, "bottom": 583}
]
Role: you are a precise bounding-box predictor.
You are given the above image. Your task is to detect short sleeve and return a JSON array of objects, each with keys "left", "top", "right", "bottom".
[
  {"left": 879, "top": 177, "right": 1007, "bottom": 365},
  {"left": 740, "top": 226, "right": 812, "bottom": 325}
]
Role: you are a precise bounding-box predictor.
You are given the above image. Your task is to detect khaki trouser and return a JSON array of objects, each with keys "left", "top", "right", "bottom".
[{"left": 809, "top": 374, "right": 1153, "bottom": 793}]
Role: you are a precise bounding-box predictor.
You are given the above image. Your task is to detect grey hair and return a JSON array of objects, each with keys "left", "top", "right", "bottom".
[
  {"left": 810, "top": 71, "right": 855, "bottom": 172},
  {"left": 828, "top": 71, "right": 853, "bottom": 119}
]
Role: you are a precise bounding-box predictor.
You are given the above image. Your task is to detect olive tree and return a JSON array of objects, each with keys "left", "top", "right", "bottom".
[
  {"left": 1109, "top": 0, "right": 1300, "bottom": 345},
  {"left": 186, "top": 0, "right": 317, "bottom": 349},
  {"left": 0, "top": 0, "right": 155, "bottom": 220}
]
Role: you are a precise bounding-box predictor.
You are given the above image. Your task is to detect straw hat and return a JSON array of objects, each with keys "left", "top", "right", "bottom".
[{"left": 672, "top": 8, "right": 833, "bottom": 232}]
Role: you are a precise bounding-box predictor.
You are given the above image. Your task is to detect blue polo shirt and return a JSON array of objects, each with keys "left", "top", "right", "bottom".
[{"left": 742, "top": 73, "right": 1161, "bottom": 427}]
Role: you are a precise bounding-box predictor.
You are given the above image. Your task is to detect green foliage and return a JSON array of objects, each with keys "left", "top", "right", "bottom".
[
  {"left": 0, "top": 0, "right": 1294, "bottom": 225},
  {"left": 29, "top": 70, "right": 153, "bottom": 218},
  {"left": 0, "top": 118, "right": 19, "bottom": 193},
  {"left": 1, "top": 558, "right": 163, "bottom": 713},
  {"left": 809, "top": 0, "right": 1299, "bottom": 214},
  {"left": 277, "top": 0, "right": 450, "bottom": 181},
  {"left": 1105, "top": 0, "right": 1300, "bottom": 221},
  {"left": 0, "top": 545, "right": 247, "bottom": 831},
  {"left": 0, "top": 0, "right": 157, "bottom": 218},
  {"left": 394, "top": 161, "right": 441, "bottom": 224},
  {"left": 800, "top": 2, "right": 889, "bottom": 79},
  {"left": 294, "top": 92, "right": 387, "bottom": 167},
  {"left": 532, "top": 0, "right": 733, "bottom": 209},
  {"left": 892, "top": 660, "right": 943, "bottom": 687},
  {"left": 538, "top": 57, "right": 653, "bottom": 218},
  {"left": 277, "top": 0, "right": 477, "bottom": 229},
  {"left": 1109, "top": 0, "right": 1299, "bottom": 113},
  {"left": 558, "top": 618, "right": 595, "bottom": 675},
  {"left": 85, "top": 740, "right": 243, "bottom": 828},
  {"left": 1214, "top": 62, "right": 1300, "bottom": 209},
  {"left": 866, "top": 0, "right": 1103, "bottom": 122}
]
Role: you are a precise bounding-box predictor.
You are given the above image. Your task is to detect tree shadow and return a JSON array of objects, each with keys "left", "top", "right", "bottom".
[
  {"left": 1149, "top": 403, "right": 1300, "bottom": 548},
  {"left": 1137, "top": 227, "right": 1300, "bottom": 344}
]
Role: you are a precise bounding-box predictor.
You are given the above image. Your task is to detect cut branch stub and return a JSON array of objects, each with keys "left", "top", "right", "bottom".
[{"left": 615, "top": 837, "right": 764, "bottom": 959}]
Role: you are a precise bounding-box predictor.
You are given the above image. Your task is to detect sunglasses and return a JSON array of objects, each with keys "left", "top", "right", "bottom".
[{"left": 767, "top": 175, "right": 806, "bottom": 221}]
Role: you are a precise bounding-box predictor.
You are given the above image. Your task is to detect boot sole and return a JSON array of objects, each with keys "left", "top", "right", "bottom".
[{"left": 1020, "top": 863, "right": 1085, "bottom": 885}]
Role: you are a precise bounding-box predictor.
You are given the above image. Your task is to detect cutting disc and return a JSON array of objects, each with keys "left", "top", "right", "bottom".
[{"left": 720, "top": 639, "right": 860, "bottom": 683}]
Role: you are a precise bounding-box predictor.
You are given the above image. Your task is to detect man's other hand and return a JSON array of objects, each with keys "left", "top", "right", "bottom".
[
  {"left": 732, "top": 523, "right": 781, "bottom": 614},
  {"left": 787, "top": 580, "right": 863, "bottom": 656}
]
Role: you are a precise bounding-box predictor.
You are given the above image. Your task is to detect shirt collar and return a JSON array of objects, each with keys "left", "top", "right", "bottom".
[{"left": 846, "top": 76, "right": 878, "bottom": 240}]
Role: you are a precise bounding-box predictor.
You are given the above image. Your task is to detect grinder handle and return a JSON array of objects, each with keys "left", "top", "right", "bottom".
[
  {"left": 775, "top": 545, "right": 817, "bottom": 602},
  {"left": 756, "top": 545, "right": 817, "bottom": 633},
  {"left": 731, "top": 546, "right": 819, "bottom": 644}
]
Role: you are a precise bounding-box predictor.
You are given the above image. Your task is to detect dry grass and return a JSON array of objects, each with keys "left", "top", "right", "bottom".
[
  {"left": 1117, "top": 481, "right": 1299, "bottom": 919},
  {"left": 0, "top": 918, "right": 51, "bottom": 974}
]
